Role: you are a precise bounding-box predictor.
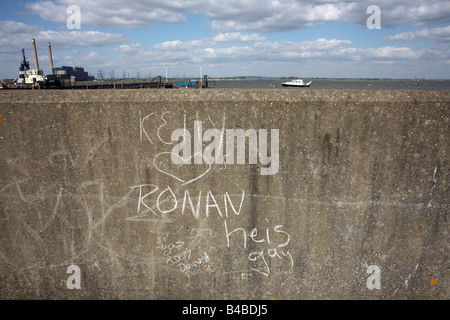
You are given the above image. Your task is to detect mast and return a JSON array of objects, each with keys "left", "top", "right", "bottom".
[
  {"left": 20, "top": 48, "right": 30, "bottom": 80},
  {"left": 21, "top": 48, "right": 30, "bottom": 70}
]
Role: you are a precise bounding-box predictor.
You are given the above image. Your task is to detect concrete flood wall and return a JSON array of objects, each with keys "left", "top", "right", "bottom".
[{"left": 0, "top": 89, "right": 447, "bottom": 299}]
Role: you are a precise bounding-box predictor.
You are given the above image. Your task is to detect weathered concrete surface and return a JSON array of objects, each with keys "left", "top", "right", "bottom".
[{"left": 0, "top": 89, "right": 447, "bottom": 299}]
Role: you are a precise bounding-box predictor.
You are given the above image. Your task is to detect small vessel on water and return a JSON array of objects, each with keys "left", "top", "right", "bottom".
[{"left": 281, "top": 78, "right": 312, "bottom": 87}]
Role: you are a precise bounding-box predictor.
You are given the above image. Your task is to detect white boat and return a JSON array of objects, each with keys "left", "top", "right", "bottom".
[
  {"left": 18, "top": 40, "right": 45, "bottom": 85},
  {"left": 281, "top": 78, "right": 312, "bottom": 87},
  {"left": 21, "top": 68, "right": 44, "bottom": 84}
]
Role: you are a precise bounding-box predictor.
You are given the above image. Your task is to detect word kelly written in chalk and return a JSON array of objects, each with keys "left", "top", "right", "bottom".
[
  {"left": 139, "top": 111, "right": 280, "bottom": 176},
  {"left": 171, "top": 120, "right": 279, "bottom": 175}
]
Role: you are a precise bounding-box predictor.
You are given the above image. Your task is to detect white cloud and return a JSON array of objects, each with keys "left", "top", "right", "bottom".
[
  {"left": 360, "top": 46, "right": 422, "bottom": 60},
  {"left": 64, "top": 51, "right": 109, "bottom": 67},
  {"left": 154, "top": 39, "right": 214, "bottom": 51},
  {"left": 25, "top": 1, "right": 67, "bottom": 23},
  {"left": 25, "top": 0, "right": 187, "bottom": 27},
  {"left": 386, "top": 25, "right": 450, "bottom": 42},
  {"left": 113, "top": 43, "right": 142, "bottom": 53},
  {"left": 153, "top": 32, "right": 265, "bottom": 51},
  {"left": 36, "top": 30, "right": 130, "bottom": 49},
  {"left": 24, "top": 0, "right": 450, "bottom": 32},
  {"left": 123, "top": 35, "right": 429, "bottom": 71},
  {"left": 209, "top": 2, "right": 354, "bottom": 32},
  {"left": 0, "top": 21, "right": 129, "bottom": 54},
  {"left": 0, "top": 20, "right": 130, "bottom": 78},
  {"left": 0, "top": 21, "right": 36, "bottom": 34},
  {"left": 3, "top": 1, "right": 450, "bottom": 79},
  {"left": 213, "top": 32, "right": 266, "bottom": 43}
]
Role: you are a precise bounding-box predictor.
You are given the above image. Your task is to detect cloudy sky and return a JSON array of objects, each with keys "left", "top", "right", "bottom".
[{"left": 1, "top": 0, "right": 449, "bottom": 79}]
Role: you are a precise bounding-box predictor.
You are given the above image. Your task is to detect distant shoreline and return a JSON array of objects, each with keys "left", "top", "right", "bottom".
[{"left": 211, "top": 77, "right": 450, "bottom": 81}]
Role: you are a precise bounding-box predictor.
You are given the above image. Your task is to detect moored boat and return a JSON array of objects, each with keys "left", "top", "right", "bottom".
[{"left": 281, "top": 78, "right": 312, "bottom": 87}]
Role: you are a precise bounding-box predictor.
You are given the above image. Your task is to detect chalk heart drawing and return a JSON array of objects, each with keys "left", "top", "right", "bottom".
[{"left": 153, "top": 152, "right": 212, "bottom": 185}]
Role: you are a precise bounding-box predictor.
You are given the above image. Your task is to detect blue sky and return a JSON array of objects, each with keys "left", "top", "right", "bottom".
[{"left": 1, "top": 0, "right": 450, "bottom": 79}]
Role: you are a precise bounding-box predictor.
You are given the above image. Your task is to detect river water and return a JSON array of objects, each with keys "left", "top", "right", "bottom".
[{"left": 208, "top": 79, "right": 450, "bottom": 90}]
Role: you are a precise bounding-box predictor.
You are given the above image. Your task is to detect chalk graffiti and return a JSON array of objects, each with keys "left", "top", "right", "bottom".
[
  {"left": 139, "top": 109, "right": 280, "bottom": 179},
  {"left": 0, "top": 141, "right": 140, "bottom": 271},
  {"left": 156, "top": 234, "right": 184, "bottom": 256},
  {"left": 0, "top": 106, "right": 289, "bottom": 285},
  {"left": 177, "top": 252, "right": 212, "bottom": 275},
  {"left": 135, "top": 107, "right": 291, "bottom": 278},
  {"left": 128, "top": 184, "right": 245, "bottom": 219},
  {"left": 156, "top": 233, "right": 214, "bottom": 277},
  {"left": 224, "top": 220, "right": 293, "bottom": 276},
  {"left": 153, "top": 152, "right": 212, "bottom": 186}
]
